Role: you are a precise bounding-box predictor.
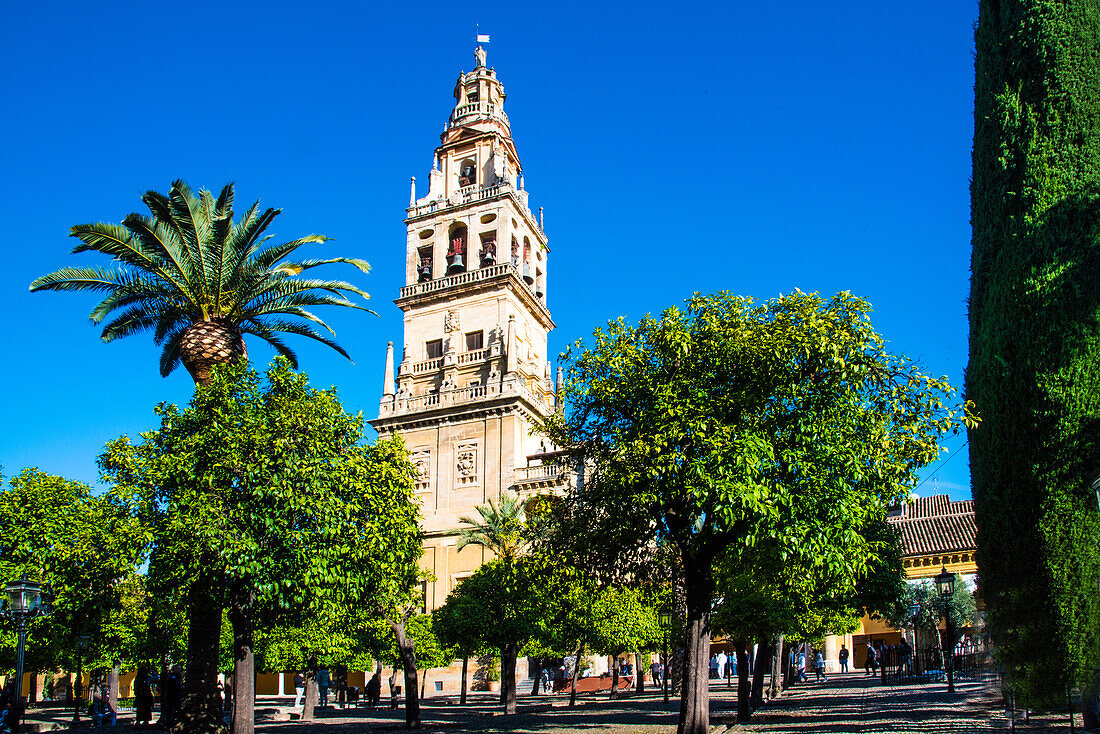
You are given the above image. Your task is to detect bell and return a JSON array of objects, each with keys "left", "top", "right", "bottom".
[
  {"left": 418, "top": 263, "right": 432, "bottom": 282},
  {"left": 522, "top": 262, "right": 534, "bottom": 285},
  {"left": 481, "top": 253, "right": 495, "bottom": 268},
  {"left": 447, "top": 253, "right": 466, "bottom": 275},
  {"left": 536, "top": 284, "right": 544, "bottom": 299}
]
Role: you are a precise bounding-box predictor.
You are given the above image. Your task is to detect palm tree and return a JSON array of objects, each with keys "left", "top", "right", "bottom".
[
  {"left": 31, "top": 180, "right": 372, "bottom": 385},
  {"left": 456, "top": 495, "right": 530, "bottom": 561}
]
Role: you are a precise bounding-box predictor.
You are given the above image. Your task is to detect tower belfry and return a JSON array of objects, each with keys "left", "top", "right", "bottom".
[{"left": 372, "top": 45, "right": 567, "bottom": 611}]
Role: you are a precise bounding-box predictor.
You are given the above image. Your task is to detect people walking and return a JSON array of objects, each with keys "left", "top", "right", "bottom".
[
  {"left": 838, "top": 645, "right": 849, "bottom": 673},
  {"left": 865, "top": 642, "right": 878, "bottom": 676},
  {"left": 293, "top": 671, "right": 306, "bottom": 708},
  {"left": 797, "top": 649, "right": 807, "bottom": 682},
  {"left": 813, "top": 649, "right": 828, "bottom": 682}
]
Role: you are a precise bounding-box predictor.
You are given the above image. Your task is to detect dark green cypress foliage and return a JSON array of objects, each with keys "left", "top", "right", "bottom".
[{"left": 968, "top": 0, "right": 1100, "bottom": 700}]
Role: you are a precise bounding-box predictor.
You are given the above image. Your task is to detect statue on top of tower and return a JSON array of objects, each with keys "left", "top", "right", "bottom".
[{"left": 475, "top": 45, "right": 487, "bottom": 69}]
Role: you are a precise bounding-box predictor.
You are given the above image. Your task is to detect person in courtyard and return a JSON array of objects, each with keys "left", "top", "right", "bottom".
[
  {"left": 865, "top": 641, "right": 878, "bottom": 676},
  {"left": 293, "top": 671, "right": 306, "bottom": 708},
  {"left": 813, "top": 649, "right": 828, "bottom": 682},
  {"left": 134, "top": 665, "right": 153, "bottom": 726},
  {"left": 317, "top": 665, "right": 330, "bottom": 706},
  {"left": 797, "top": 649, "right": 807, "bottom": 682},
  {"left": 710, "top": 653, "right": 719, "bottom": 679},
  {"left": 162, "top": 665, "right": 182, "bottom": 728},
  {"left": 838, "top": 645, "right": 849, "bottom": 673},
  {"left": 717, "top": 650, "right": 728, "bottom": 680},
  {"left": 898, "top": 637, "right": 912, "bottom": 676},
  {"left": 651, "top": 660, "right": 662, "bottom": 686},
  {"left": 366, "top": 672, "right": 381, "bottom": 710}
]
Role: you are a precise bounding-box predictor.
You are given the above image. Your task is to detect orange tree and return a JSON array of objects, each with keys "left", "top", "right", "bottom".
[
  {"left": 101, "top": 359, "right": 420, "bottom": 734},
  {"left": 544, "top": 290, "right": 974, "bottom": 734}
]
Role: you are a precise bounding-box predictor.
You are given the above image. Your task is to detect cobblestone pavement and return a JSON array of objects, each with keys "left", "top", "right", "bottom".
[{"left": 21, "top": 672, "right": 1088, "bottom": 732}]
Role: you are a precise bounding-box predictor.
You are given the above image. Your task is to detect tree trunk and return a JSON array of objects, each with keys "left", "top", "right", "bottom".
[
  {"left": 635, "top": 653, "right": 645, "bottom": 694},
  {"left": 569, "top": 642, "right": 584, "bottom": 708},
  {"left": 300, "top": 674, "right": 318, "bottom": 722},
  {"left": 229, "top": 598, "right": 255, "bottom": 734},
  {"left": 109, "top": 662, "right": 120, "bottom": 712},
  {"left": 676, "top": 564, "right": 714, "bottom": 734},
  {"left": 460, "top": 656, "right": 468, "bottom": 705},
  {"left": 609, "top": 657, "right": 620, "bottom": 700},
  {"left": 501, "top": 642, "right": 519, "bottom": 715},
  {"left": 177, "top": 568, "right": 225, "bottom": 734},
  {"left": 391, "top": 615, "right": 421, "bottom": 729},
  {"left": 750, "top": 641, "right": 768, "bottom": 710},
  {"left": 531, "top": 662, "right": 541, "bottom": 696},
  {"left": 736, "top": 643, "right": 751, "bottom": 723},
  {"left": 768, "top": 635, "right": 784, "bottom": 700}
]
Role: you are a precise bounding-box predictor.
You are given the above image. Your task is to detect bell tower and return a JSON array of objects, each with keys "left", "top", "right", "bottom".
[{"left": 372, "top": 44, "right": 566, "bottom": 611}]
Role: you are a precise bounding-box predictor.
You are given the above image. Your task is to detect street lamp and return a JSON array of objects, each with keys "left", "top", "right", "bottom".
[
  {"left": 1, "top": 574, "right": 51, "bottom": 734},
  {"left": 73, "top": 635, "right": 90, "bottom": 724},
  {"left": 907, "top": 601, "right": 921, "bottom": 678},
  {"left": 934, "top": 566, "right": 956, "bottom": 694},
  {"left": 658, "top": 606, "right": 673, "bottom": 705}
]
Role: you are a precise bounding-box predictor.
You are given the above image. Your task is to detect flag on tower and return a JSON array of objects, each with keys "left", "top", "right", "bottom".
[{"left": 477, "top": 34, "right": 490, "bottom": 43}]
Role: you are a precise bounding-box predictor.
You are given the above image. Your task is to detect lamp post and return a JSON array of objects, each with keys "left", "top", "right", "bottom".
[
  {"left": 658, "top": 606, "right": 673, "bottom": 705},
  {"left": 73, "top": 635, "right": 90, "bottom": 724},
  {"left": 1, "top": 574, "right": 51, "bottom": 734},
  {"left": 907, "top": 601, "right": 921, "bottom": 678},
  {"left": 934, "top": 566, "right": 956, "bottom": 694}
]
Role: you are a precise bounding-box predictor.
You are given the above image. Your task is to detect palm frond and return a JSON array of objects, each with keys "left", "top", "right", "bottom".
[
  {"left": 241, "top": 322, "right": 299, "bottom": 368},
  {"left": 158, "top": 323, "right": 189, "bottom": 377},
  {"left": 242, "top": 318, "right": 353, "bottom": 362},
  {"left": 30, "top": 266, "right": 140, "bottom": 294},
  {"left": 167, "top": 180, "right": 211, "bottom": 290},
  {"left": 101, "top": 307, "right": 160, "bottom": 342},
  {"left": 119, "top": 214, "right": 197, "bottom": 298}
]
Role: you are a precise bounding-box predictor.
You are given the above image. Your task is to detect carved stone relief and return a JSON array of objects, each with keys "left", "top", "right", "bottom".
[{"left": 456, "top": 442, "right": 478, "bottom": 486}]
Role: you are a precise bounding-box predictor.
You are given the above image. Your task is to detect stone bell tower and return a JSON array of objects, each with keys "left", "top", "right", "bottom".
[{"left": 371, "top": 44, "right": 569, "bottom": 611}]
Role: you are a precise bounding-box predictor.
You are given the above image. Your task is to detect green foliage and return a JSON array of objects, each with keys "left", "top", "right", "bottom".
[
  {"left": 968, "top": 0, "right": 1100, "bottom": 699},
  {"left": 547, "top": 290, "right": 972, "bottom": 586},
  {"left": 587, "top": 586, "right": 662, "bottom": 657},
  {"left": 0, "top": 469, "right": 148, "bottom": 674},
  {"left": 456, "top": 495, "right": 529, "bottom": 561},
  {"left": 545, "top": 290, "right": 971, "bottom": 730},
  {"left": 433, "top": 556, "right": 567, "bottom": 655},
  {"left": 99, "top": 357, "right": 422, "bottom": 694},
  {"left": 30, "top": 180, "right": 372, "bottom": 376},
  {"left": 882, "top": 575, "right": 975, "bottom": 641}
]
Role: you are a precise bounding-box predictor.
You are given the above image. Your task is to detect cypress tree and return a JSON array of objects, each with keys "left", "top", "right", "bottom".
[{"left": 968, "top": 0, "right": 1100, "bottom": 702}]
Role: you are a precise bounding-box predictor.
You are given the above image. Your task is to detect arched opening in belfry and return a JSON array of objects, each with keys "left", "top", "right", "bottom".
[
  {"left": 447, "top": 223, "right": 468, "bottom": 275},
  {"left": 522, "top": 237, "right": 534, "bottom": 284},
  {"left": 459, "top": 158, "right": 477, "bottom": 187}
]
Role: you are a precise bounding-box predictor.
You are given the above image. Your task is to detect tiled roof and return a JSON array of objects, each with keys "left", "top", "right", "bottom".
[{"left": 887, "top": 494, "right": 977, "bottom": 557}]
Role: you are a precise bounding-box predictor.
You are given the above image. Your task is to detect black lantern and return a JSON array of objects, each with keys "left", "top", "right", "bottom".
[
  {"left": 658, "top": 606, "right": 673, "bottom": 628},
  {"left": 934, "top": 566, "right": 955, "bottom": 599},
  {"left": 908, "top": 601, "right": 921, "bottom": 622},
  {"left": 2, "top": 575, "right": 48, "bottom": 618}
]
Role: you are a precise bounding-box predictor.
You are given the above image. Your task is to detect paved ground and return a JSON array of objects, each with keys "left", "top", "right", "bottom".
[{"left": 19, "top": 672, "right": 1091, "bottom": 732}]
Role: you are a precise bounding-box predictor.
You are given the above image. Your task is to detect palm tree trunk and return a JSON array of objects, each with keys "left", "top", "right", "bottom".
[{"left": 635, "top": 653, "right": 645, "bottom": 694}]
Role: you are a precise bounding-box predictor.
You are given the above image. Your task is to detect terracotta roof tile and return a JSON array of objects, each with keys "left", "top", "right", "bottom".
[{"left": 887, "top": 494, "right": 977, "bottom": 557}]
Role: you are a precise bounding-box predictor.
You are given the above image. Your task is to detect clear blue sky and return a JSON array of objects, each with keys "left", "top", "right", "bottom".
[{"left": 0, "top": 1, "right": 979, "bottom": 500}]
